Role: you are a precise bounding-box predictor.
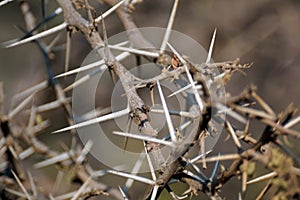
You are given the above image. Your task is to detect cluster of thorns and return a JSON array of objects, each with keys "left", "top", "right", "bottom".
[{"left": 0, "top": 0, "right": 300, "bottom": 199}]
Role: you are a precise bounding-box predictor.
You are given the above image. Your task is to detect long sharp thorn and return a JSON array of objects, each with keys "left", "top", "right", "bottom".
[
  {"left": 196, "top": 153, "right": 240, "bottom": 163},
  {"left": 233, "top": 105, "right": 276, "bottom": 121},
  {"left": 118, "top": 186, "right": 129, "bottom": 200},
  {"left": 4, "top": 1, "right": 125, "bottom": 48},
  {"left": 160, "top": 0, "right": 179, "bottom": 54},
  {"left": 242, "top": 162, "right": 247, "bottom": 193},
  {"left": 76, "top": 106, "right": 111, "bottom": 122},
  {"left": 226, "top": 120, "right": 242, "bottom": 149},
  {"left": 166, "top": 184, "right": 188, "bottom": 200},
  {"left": 284, "top": 115, "right": 300, "bottom": 129},
  {"left": 113, "top": 131, "right": 175, "bottom": 147},
  {"left": 8, "top": 93, "right": 34, "bottom": 120},
  {"left": 99, "top": 44, "right": 159, "bottom": 57},
  {"left": 167, "top": 81, "right": 197, "bottom": 98},
  {"left": 34, "top": 152, "right": 71, "bottom": 168},
  {"left": 251, "top": 91, "right": 275, "bottom": 116},
  {"left": 256, "top": 180, "right": 273, "bottom": 200},
  {"left": 55, "top": 53, "right": 106, "bottom": 78},
  {"left": 4, "top": 188, "right": 27, "bottom": 198},
  {"left": 238, "top": 192, "right": 242, "bottom": 200},
  {"left": 216, "top": 103, "right": 247, "bottom": 124},
  {"left": 150, "top": 185, "right": 159, "bottom": 200},
  {"left": 53, "top": 108, "right": 129, "bottom": 133},
  {"left": 63, "top": 71, "right": 97, "bottom": 92},
  {"left": 183, "top": 170, "right": 205, "bottom": 183},
  {"left": 53, "top": 170, "right": 64, "bottom": 194},
  {"left": 0, "top": 0, "right": 13, "bottom": 7},
  {"left": 190, "top": 149, "right": 213, "bottom": 163},
  {"left": 178, "top": 120, "right": 192, "bottom": 132},
  {"left": 190, "top": 163, "right": 208, "bottom": 181},
  {"left": 8, "top": 145, "right": 19, "bottom": 159},
  {"left": 150, "top": 108, "right": 195, "bottom": 118},
  {"left": 13, "top": 81, "right": 48, "bottom": 101},
  {"left": 55, "top": 52, "right": 130, "bottom": 78},
  {"left": 247, "top": 171, "right": 277, "bottom": 185},
  {"left": 27, "top": 171, "right": 37, "bottom": 198},
  {"left": 205, "top": 28, "right": 217, "bottom": 64},
  {"left": 94, "top": 0, "right": 125, "bottom": 23},
  {"left": 209, "top": 153, "right": 220, "bottom": 181},
  {"left": 157, "top": 80, "right": 177, "bottom": 142},
  {"left": 107, "top": 170, "right": 155, "bottom": 185},
  {"left": 124, "top": 152, "right": 145, "bottom": 191},
  {"left": 77, "top": 140, "right": 93, "bottom": 163},
  {"left": 144, "top": 143, "right": 156, "bottom": 181},
  {"left": 3, "top": 6, "right": 62, "bottom": 48},
  {"left": 53, "top": 191, "right": 77, "bottom": 200},
  {"left": 46, "top": 31, "right": 62, "bottom": 52},
  {"left": 183, "top": 156, "right": 209, "bottom": 181},
  {"left": 11, "top": 170, "right": 32, "bottom": 200},
  {"left": 62, "top": 42, "right": 128, "bottom": 91},
  {"left": 167, "top": 42, "right": 204, "bottom": 111},
  {"left": 5, "top": 22, "right": 67, "bottom": 48}
]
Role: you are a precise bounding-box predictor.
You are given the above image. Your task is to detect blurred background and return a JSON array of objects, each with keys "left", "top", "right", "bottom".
[{"left": 0, "top": 0, "right": 299, "bottom": 199}]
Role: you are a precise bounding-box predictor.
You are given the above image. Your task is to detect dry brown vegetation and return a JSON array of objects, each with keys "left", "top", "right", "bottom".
[{"left": 0, "top": 0, "right": 299, "bottom": 200}]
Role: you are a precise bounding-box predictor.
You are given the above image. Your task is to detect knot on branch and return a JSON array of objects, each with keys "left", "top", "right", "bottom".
[
  {"left": 66, "top": 24, "right": 79, "bottom": 33},
  {"left": 129, "top": 105, "right": 151, "bottom": 131}
]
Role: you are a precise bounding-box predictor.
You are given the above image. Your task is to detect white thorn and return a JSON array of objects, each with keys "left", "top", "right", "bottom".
[
  {"left": 118, "top": 186, "right": 129, "bottom": 200},
  {"left": 190, "top": 149, "right": 213, "bottom": 163},
  {"left": 107, "top": 170, "right": 155, "bottom": 185},
  {"left": 205, "top": 28, "right": 217, "bottom": 64},
  {"left": 6, "top": 22, "right": 67, "bottom": 48},
  {"left": 94, "top": 0, "right": 125, "bottom": 23},
  {"left": 247, "top": 171, "right": 277, "bottom": 185},
  {"left": 55, "top": 52, "right": 130, "bottom": 78},
  {"left": 124, "top": 152, "right": 145, "bottom": 190},
  {"left": 53, "top": 108, "right": 129, "bottom": 133},
  {"left": 150, "top": 185, "right": 159, "bottom": 200},
  {"left": 76, "top": 140, "right": 93, "bottom": 163},
  {"left": 167, "top": 42, "right": 204, "bottom": 111},
  {"left": 19, "top": 147, "right": 35, "bottom": 160},
  {"left": 105, "top": 44, "right": 159, "bottom": 57},
  {"left": 0, "top": 0, "right": 13, "bottom": 7},
  {"left": 156, "top": 80, "right": 177, "bottom": 142},
  {"left": 284, "top": 115, "right": 300, "bottom": 129},
  {"left": 160, "top": 0, "right": 179, "bottom": 54},
  {"left": 8, "top": 93, "right": 34, "bottom": 120},
  {"left": 113, "top": 131, "right": 175, "bottom": 147},
  {"left": 5, "top": 0, "right": 125, "bottom": 48},
  {"left": 167, "top": 81, "right": 197, "bottom": 98},
  {"left": 11, "top": 170, "right": 32, "bottom": 200},
  {"left": 143, "top": 143, "right": 156, "bottom": 181},
  {"left": 34, "top": 152, "right": 72, "bottom": 168}
]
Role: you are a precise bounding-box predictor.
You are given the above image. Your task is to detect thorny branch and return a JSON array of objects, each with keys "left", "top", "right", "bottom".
[{"left": 0, "top": 0, "right": 299, "bottom": 200}]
